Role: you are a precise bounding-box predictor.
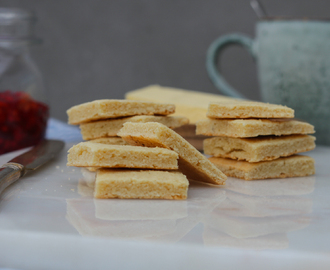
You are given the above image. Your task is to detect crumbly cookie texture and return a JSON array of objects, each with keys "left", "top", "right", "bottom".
[
  {"left": 94, "top": 169, "right": 189, "bottom": 200},
  {"left": 89, "top": 137, "right": 128, "bottom": 145},
  {"left": 80, "top": 115, "right": 189, "bottom": 140},
  {"left": 67, "top": 99, "right": 175, "bottom": 125},
  {"left": 85, "top": 137, "right": 128, "bottom": 172},
  {"left": 209, "top": 155, "right": 315, "bottom": 180},
  {"left": 204, "top": 135, "right": 316, "bottom": 162},
  {"left": 118, "top": 122, "right": 227, "bottom": 185},
  {"left": 196, "top": 119, "right": 315, "bottom": 137},
  {"left": 125, "top": 84, "right": 239, "bottom": 123},
  {"left": 207, "top": 101, "right": 294, "bottom": 119},
  {"left": 67, "top": 142, "right": 178, "bottom": 170}
]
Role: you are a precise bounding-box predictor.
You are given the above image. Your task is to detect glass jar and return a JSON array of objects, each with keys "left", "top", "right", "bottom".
[{"left": 0, "top": 8, "right": 48, "bottom": 155}]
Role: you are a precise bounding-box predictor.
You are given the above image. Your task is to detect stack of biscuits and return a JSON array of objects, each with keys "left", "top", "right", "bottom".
[
  {"left": 66, "top": 99, "right": 227, "bottom": 200},
  {"left": 73, "top": 100, "right": 190, "bottom": 147},
  {"left": 196, "top": 101, "right": 316, "bottom": 180},
  {"left": 125, "top": 85, "right": 240, "bottom": 151}
]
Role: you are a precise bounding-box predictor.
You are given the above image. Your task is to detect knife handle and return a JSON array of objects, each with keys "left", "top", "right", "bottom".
[{"left": 0, "top": 163, "right": 25, "bottom": 195}]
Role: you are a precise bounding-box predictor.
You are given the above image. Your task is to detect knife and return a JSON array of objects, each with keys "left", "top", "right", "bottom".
[{"left": 0, "top": 140, "right": 65, "bottom": 195}]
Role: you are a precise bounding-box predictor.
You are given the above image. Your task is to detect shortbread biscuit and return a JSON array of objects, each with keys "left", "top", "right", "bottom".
[
  {"left": 118, "top": 122, "right": 227, "bottom": 185},
  {"left": 196, "top": 119, "right": 315, "bottom": 137},
  {"left": 94, "top": 169, "right": 189, "bottom": 200},
  {"left": 204, "top": 135, "right": 316, "bottom": 162},
  {"left": 173, "top": 124, "right": 210, "bottom": 151},
  {"left": 207, "top": 101, "right": 294, "bottom": 119},
  {"left": 80, "top": 115, "right": 189, "bottom": 140},
  {"left": 90, "top": 137, "right": 128, "bottom": 145},
  {"left": 209, "top": 155, "right": 315, "bottom": 180},
  {"left": 125, "top": 85, "right": 239, "bottom": 123},
  {"left": 67, "top": 142, "right": 178, "bottom": 170},
  {"left": 67, "top": 99, "right": 175, "bottom": 125}
]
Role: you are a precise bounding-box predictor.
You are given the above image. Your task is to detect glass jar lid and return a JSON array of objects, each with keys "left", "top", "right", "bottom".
[{"left": 0, "top": 8, "right": 40, "bottom": 43}]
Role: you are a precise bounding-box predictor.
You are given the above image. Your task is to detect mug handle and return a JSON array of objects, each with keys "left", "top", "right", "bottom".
[{"left": 206, "top": 33, "right": 256, "bottom": 99}]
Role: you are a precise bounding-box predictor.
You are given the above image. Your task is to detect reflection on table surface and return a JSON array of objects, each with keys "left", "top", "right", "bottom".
[
  {"left": 0, "top": 144, "right": 323, "bottom": 252},
  {"left": 68, "top": 175, "right": 226, "bottom": 242},
  {"left": 65, "top": 169, "right": 316, "bottom": 250},
  {"left": 204, "top": 176, "right": 314, "bottom": 250}
]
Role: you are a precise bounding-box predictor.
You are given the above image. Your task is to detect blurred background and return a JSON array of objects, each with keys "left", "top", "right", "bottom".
[{"left": 0, "top": 0, "right": 328, "bottom": 121}]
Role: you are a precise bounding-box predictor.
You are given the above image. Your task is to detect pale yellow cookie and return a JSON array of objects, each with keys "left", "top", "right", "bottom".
[
  {"left": 196, "top": 118, "right": 315, "bottom": 137},
  {"left": 89, "top": 137, "right": 128, "bottom": 145},
  {"left": 67, "top": 142, "right": 178, "bottom": 170},
  {"left": 118, "top": 122, "right": 227, "bottom": 185},
  {"left": 67, "top": 99, "right": 175, "bottom": 125},
  {"left": 204, "top": 135, "right": 316, "bottom": 162},
  {"left": 85, "top": 137, "right": 145, "bottom": 171},
  {"left": 207, "top": 101, "right": 294, "bottom": 119},
  {"left": 209, "top": 155, "right": 315, "bottom": 180},
  {"left": 172, "top": 124, "right": 210, "bottom": 151},
  {"left": 125, "top": 85, "right": 239, "bottom": 123},
  {"left": 80, "top": 115, "right": 189, "bottom": 140},
  {"left": 94, "top": 169, "right": 189, "bottom": 200}
]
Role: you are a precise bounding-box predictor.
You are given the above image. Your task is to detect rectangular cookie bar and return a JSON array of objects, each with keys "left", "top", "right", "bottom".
[
  {"left": 208, "top": 155, "right": 315, "bottom": 180},
  {"left": 118, "top": 122, "right": 227, "bottom": 185},
  {"left": 94, "top": 169, "right": 189, "bottom": 200},
  {"left": 90, "top": 137, "right": 128, "bottom": 145},
  {"left": 85, "top": 138, "right": 128, "bottom": 172},
  {"left": 67, "top": 99, "right": 175, "bottom": 125},
  {"left": 196, "top": 118, "right": 315, "bottom": 137},
  {"left": 67, "top": 142, "right": 178, "bottom": 170},
  {"left": 207, "top": 101, "right": 294, "bottom": 119},
  {"left": 204, "top": 135, "right": 316, "bottom": 162},
  {"left": 125, "top": 85, "right": 239, "bottom": 123},
  {"left": 80, "top": 115, "right": 189, "bottom": 140}
]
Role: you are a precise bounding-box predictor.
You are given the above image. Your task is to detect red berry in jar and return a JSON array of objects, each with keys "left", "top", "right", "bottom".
[{"left": 0, "top": 90, "right": 49, "bottom": 155}]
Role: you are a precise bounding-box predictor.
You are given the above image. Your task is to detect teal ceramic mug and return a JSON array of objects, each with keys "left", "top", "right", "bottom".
[{"left": 207, "top": 19, "right": 330, "bottom": 145}]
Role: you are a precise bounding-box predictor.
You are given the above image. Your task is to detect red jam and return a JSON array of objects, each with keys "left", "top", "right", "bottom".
[{"left": 0, "top": 91, "right": 49, "bottom": 155}]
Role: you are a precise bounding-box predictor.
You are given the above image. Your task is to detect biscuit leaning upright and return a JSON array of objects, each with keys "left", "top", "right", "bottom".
[
  {"left": 118, "top": 122, "right": 227, "bottom": 185},
  {"left": 80, "top": 115, "right": 189, "bottom": 140}
]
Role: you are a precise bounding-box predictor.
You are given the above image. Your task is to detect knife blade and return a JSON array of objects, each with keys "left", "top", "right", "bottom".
[{"left": 0, "top": 140, "right": 65, "bottom": 195}]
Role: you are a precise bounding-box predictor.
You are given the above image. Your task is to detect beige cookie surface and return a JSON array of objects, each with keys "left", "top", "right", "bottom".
[
  {"left": 196, "top": 118, "right": 315, "bottom": 137},
  {"left": 89, "top": 137, "right": 128, "bottom": 145},
  {"left": 207, "top": 101, "right": 294, "bottom": 119},
  {"left": 118, "top": 122, "right": 227, "bottom": 185},
  {"left": 94, "top": 169, "right": 189, "bottom": 200},
  {"left": 204, "top": 135, "right": 316, "bottom": 162},
  {"left": 67, "top": 142, "right": 178, "bottom": 170},
  {"left": 67, "top": 99, "right": 175, "bottom": 125},
  {"left": 125, "top": 85, "right": 238, "bottom": 123},
  {"left": 209, "top": 155, "right": 315, "bottom": 180},
  {"left": 80, "top": 115, "right": 189, "bottom": 140}
]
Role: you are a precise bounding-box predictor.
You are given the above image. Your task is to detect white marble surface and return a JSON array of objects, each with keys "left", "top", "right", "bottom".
[{"left": 0, "top": 143, "right": 329, "bottom": 270}]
